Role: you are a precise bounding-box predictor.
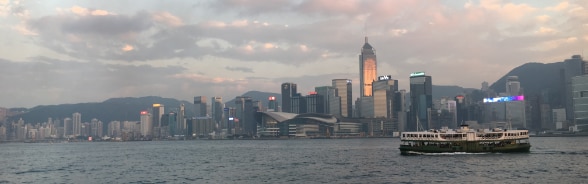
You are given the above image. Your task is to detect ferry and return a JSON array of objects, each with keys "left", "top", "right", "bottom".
[{"left": 399, "top": 125, "right": 531, "bottom": 155}]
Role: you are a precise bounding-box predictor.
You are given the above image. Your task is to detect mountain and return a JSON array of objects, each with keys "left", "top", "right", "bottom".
[
  {"left": 490, "top": 62, "right": 564, "bottom": 95},
  {"left": 9, "top": 96, "right": 194, "bottom": 124},
  {"left": 432, "top": 85, "right": 476, "bottom": 99},
  {"left": 489, "top": 62, "right": 565, "bottom": 105},
  {"left": 224, "top": 91, "right": 281, "bottom": 108}
]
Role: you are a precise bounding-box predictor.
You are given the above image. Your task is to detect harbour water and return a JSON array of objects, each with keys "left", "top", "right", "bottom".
[{"left": 1, "top": 137, "right": 587, "bottom": 183}]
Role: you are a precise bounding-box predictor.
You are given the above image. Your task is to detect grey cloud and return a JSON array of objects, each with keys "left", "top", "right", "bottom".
[
  {"left": 61, "top": 11, "right": 153, "bottom": 35},
  {"left": 225, "top": 66, "right": 254, "bottom": 73}
]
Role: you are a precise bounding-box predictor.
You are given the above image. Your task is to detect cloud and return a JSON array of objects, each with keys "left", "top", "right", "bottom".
[
  {"left": 70, "top": 6, "right": 112, "bottom": 16},
  {"left": 152, "top": 11, "right": 184, "bottom": 27},
  {"left": 546, "top": 2, "right": 569, "bottom": 12},
  {"left": 225, "top": 66, "right": 254, "bottom": 73}
]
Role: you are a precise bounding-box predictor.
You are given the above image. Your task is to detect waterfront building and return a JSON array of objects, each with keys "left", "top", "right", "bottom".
[
  {"left": 483, "top": 96, "right": 527, "bottom": 129},
  {"left": 193, "top": 117, "right": 214, "bottom": 138},
  {"left": 90, "top": 118, "right": 103, "bottom": 138},
  {"left": 108, "top": 121, "right": 121, "bottom": 138},
  {"left": 552, "top": 108, "right": 566, "bottom": 130},
  {"left": 332, "top": 79, "right": 352, "bottom": 118},
  {"left": 281, "top": 82, "right": 297, "bottom": 113},
  {"left": 564, "top": 55, "right": 587, "bottom": 122},
  {"left": 140, "top": 111, "right": 152, "bottom": 137},
  {"left": 572, "top": 75, "right": 588, "bottom": 131},
  {"left": 409, "top": 72, "right": 433, "bottom": 131},
  {"left": 235, "top": 96, "right": 256, "bottom": 136}
]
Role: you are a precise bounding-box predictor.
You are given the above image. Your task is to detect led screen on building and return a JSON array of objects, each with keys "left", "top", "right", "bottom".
[{"left": 483, "top": 95, "right": 524, "bottom": 103}]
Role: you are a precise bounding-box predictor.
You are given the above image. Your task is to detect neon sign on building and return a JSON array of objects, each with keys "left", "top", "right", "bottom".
[{"left": 483, "top": 96, "right": 524, "bottom": 103}]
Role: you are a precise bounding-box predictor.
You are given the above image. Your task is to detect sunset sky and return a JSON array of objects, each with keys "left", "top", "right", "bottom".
[{"left": 0, "top": 0, "right": 587, "bottom": 108}]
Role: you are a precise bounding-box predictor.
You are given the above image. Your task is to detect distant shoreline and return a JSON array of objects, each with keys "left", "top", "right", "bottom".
[{"left": 531, "top": 133, "right": 588, "bottom": 137}]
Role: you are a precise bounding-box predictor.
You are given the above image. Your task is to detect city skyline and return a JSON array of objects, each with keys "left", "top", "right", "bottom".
[{"left": 0, "top": 1, "right": 586, "bottom": 108}]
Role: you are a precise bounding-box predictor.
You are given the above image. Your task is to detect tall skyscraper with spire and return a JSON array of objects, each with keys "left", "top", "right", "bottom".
[{"left": 359, "top": 36, "right": 377, "bottom": 97}]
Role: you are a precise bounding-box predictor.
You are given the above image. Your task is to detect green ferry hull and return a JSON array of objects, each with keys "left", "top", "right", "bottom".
[{"left": 399, "top": 142, "right": 531, "bottom": 155}]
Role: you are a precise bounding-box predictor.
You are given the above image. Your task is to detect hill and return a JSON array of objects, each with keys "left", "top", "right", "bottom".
[
  {"left": 489, "top": 62, "right": 565, "bottom": 106},
  {"left": 224, "top": 91, "right": 281, "bottom": 108},
  {"left": 10, "top": 96, "right": 194, "bottom": 124}
]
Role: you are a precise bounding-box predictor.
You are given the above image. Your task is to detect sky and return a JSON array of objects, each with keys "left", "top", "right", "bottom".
[{"left": 0, "top": 0, "right": 587, "bottom": 108}]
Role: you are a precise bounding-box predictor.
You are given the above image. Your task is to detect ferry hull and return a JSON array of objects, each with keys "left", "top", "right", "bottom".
[{"left": 399, "top": 142, "right": 530, "bottom": 155}]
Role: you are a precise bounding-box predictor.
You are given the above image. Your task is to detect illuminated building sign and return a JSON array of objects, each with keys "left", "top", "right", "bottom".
[
  {"left": 228, "top": 117, "right": 234, "bottom": 120},
  {"left": 378, "top": 75, "right": 392, "bottom": 81},
  {"left": 140, "top": 111, "right": 148, "bottom": 115},
  {"left": 308, "top": 91, "right": 317, "bottom": 95},
  {"left": 483, "top": 96, "right": 524, "bottom": 103},
  {"left": 346, "top": 79, "right": 352, "bottom": 83},
  {"left": 410, "top": 72, "right": 425, "bottom": 77},
  {"left": 268, "top": 96, "right": 276, "bottom": 101},
  {"left": 153, "top": 104, "right": 162, "bottom": 107}
]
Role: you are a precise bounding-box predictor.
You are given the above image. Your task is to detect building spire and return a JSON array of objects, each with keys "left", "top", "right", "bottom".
[{"left": 365, "top": 36, "right": 368, "bottom": 43}]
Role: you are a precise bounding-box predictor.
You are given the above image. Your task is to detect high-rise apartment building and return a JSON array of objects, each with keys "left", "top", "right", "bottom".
[
  {"left": 281, "top": 83, "right": 297, "bottom": 113},
  {"left": 409, "top": 72, "right": 433, "bottom": 131},
  {"left": 332, "top": 79, "right": 353, "bottom": 117},
  {"left": 359, "top": 37, "right": 377, "bottom": 97},
  {"left": 90, "top": 118, "right": 103, "bottom": 138},
  {"left": 194, "top": 96, "right": 207, "bottom": 117}
]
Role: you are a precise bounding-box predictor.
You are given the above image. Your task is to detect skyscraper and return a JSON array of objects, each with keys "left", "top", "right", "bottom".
[
  {"left": 281, "top": 82, "right": 297, "bottom": 113},
  {"left": 194, "top": 96, "right": 207, "bottom": 117},
  {"left": 211, "top": 97, "right": 224, "bottom": 124},
  {"left": 140, "top": 111, "right": 152, "bottom": 137},
  {"left": 234, "top": 96, "right": 255, "bottom": 135},
  {"left": 63, "top": 117, "right": 72, "bottom": 137},
  {"left": 563, "top": 55, "right": 586, "bottom": 122},
  {"left": 506, "top": 76, "right": 521, "bottom": 96},
  {"left": 409, "top": 72, "right": 433, "bottom": 131},
  {"left": 315, "top": 86, "right": 336, "bottom": 114},
  {"left": 152, "top": 104, "right": 164, "bottom": 128},
  {"left": 359, "top": 36, "right": 377, "bottom": 97},
  {"left": 372, "top": 75, "right": 398, "bottom": 119},
  {"left": 332, "top": 79, "right": 353, "bottom": 117},
  {"left": 72, "top": 112, "right": 81, "bottom": 136},
  {"left": 178, "top": 104, "right": 185, "bottom": 135},
  {"left": 267, "top": 96, "right": 277, "bottom": 112}
]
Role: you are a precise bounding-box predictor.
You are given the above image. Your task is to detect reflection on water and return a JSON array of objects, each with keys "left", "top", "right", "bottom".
[{"left": 0, "top": 137, "right": 587, "bottom": 183}]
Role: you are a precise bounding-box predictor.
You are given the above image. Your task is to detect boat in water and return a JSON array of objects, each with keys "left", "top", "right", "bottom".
[{"left": 399, "top": 124, "right": 531, "bottom": 155}]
